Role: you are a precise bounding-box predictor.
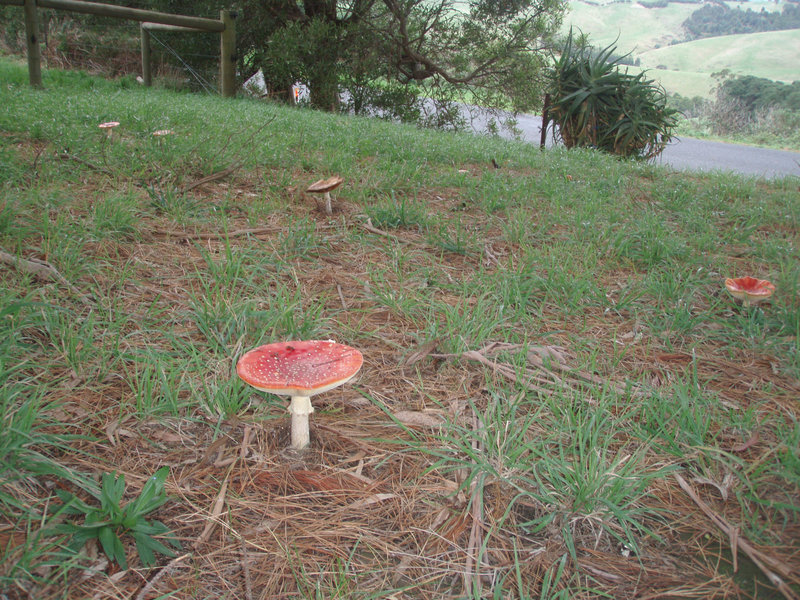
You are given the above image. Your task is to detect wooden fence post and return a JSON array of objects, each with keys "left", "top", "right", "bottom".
[
  {"left": 219, "top": 9, "right": 235, "bottom": 98},
  {"left": 23, "top": 0, "right": 42, "bottom": 87},
  {"left": 140, "top": 25, "right": 152, "bottom": 87},
  {"left": 540, "top": 93, "right": 550, "bottom": 150}
]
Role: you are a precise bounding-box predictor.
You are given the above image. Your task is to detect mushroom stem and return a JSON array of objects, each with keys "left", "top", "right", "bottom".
[
  {"left": 288, "top": 395, "right": 314, "bottom": 449},
  {"left": 323, "top": 192, "right": 332, "bottom": 215}
]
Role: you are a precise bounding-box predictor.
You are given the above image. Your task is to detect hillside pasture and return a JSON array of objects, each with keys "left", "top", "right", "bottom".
[
  {"left": 565, "top": 0, "right": 800, "bottom": 98},
  {"left": 564, "top": 0, "right": 698, "bottom": 53},
  {"left": 639, "top": 29, "right": 800, "bottom": 84}
]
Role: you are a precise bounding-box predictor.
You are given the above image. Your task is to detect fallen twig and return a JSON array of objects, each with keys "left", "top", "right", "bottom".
[
  {"left": 150, "top": 223, "right": 336, "bottom": 241},
  {"left": 180, "top": 162, "right": 242, "bottom": 194},
  {"left": 57, "top": 152, "right": 115, "bottom": 176},
  {"left": 240, "top": 539, "right": 253, "bottom": 600},
  {"left": 150, "top": 226, "right": 280, "bottom": 240},
  {"left": 674, "top": 473, "right": 799, "bottom": 600},
  {"left": 463, "top": 409, "right": 487, "bottom": 596},
  {"left": 195, "top": 468, "right": 232, "bottom": 547},
  {"left": 134, "top": 552, "right": 191, "bottom": 600},
  {"left": 362, "top": 218, "right": 401, "bottom": 241},
  {"left": 0, "top": 249, "right": 93, "bottom": 306},
  {"left": 429, "top": 341, "right": 636, "bottom": 398}
]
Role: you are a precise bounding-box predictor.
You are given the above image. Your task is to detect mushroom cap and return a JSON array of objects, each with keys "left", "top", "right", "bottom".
[
  {"left": 98, "top": 121, "right": 120, "bottom": 129},
  {"left": 306, "top": 176, "right": 344, "bottom": 194},
  {"left": 152, "top": 129, "right": 175, "bottom": 137},
  {"left": 237, "top": 340, "right": 362, "bottom": 397},
  {"left": 724, "top": 276, "right": 776, "bottom": 304}
]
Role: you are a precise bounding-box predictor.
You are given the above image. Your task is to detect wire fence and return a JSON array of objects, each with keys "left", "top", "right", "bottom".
[{"left": 0, "top": 1, "right": 222, "bottom": 92}]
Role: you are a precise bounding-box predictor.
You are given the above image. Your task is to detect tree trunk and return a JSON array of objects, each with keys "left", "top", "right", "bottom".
[{"left": 308, "top": 72, "right": 339, "bottom": 111}]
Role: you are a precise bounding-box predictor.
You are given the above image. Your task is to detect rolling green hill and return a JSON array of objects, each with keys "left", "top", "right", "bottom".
[
  {"left": 639, "top": 29, "right": 800, "bottom": 83},
  {"left": 564, "top": 0, "right": 696, "bottom": 52},
  {"left": 564, "top": 0, "right": 800, "bottom": 98}
]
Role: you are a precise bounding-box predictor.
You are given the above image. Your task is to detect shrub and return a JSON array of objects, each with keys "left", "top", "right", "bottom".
[{"left": 547, "top": 31, "right": 678, "bottom": 160}]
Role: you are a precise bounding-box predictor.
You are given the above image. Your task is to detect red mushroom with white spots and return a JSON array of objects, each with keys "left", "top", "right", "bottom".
[
  {"left": 236, "top": 340, "right": 363, "bottom": 450},
  {"left": 724, "top": 276, "right": 776, "bottom": 307}
]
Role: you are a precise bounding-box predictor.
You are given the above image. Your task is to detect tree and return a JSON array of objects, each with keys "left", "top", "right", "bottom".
[{"left": 238, "top": 0, "right": 565, "bottom": 121}]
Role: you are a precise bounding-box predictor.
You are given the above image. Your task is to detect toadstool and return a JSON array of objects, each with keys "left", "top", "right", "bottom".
[
  {"left": 98, "top": 121, "right": 120, "bottom": 139},
  {"left": 724, "top": 276, "right": 776, "bottom": 307},
  {"left": 306, "top": 176, "right": 344, "bottom": 215},
  {"left": 236, "top": 340, "right": 363, "bottom": 450}
]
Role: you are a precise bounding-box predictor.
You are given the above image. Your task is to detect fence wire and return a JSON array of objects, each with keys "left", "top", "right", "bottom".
[{"left": 0, "top": 2, "right": 223, "bottom": 93}]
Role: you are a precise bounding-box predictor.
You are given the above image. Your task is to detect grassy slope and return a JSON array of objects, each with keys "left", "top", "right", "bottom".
[
  {"left": 565, "top": 0, "right": 800, "bottom": 98},
  {"left": 640, "top": 29, "right": 800, "bottom": 83},
  {"left": 564, "top": 0, "right": 695, "bottom": 52},
  {"left": 1, "top": 58, "right": 799, "bottom": 599}
]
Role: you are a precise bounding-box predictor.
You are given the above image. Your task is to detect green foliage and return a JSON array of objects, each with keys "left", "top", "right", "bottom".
[
  {"left": 238, "top": 0, "right": 564, "bottom": 122},
  {"left": 548, "top": 31, "right": 678, "bottom": 160},
  {"left": 683, "top": 3, "right": 800, "bottom": 41},
  {"left": 259, "top": 17, "right": 345, "bottom": 111},
  {"left": 717, "top": 73, "right": 800, "bottom": 113},
  {"left": 51, "top": 467, "right": 180, "bottom": 569}
]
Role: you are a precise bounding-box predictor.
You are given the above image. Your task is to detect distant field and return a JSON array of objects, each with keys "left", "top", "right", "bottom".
[
  {"left": 564, "top": 1, "right": 695, "bottom": 52},
  {"left": 629, "top": 66, "right": 715, "bottom": 98},
  {"left": 639, "top": 29, "right": 800, "bottom": 84},
  {"left": 564, "top": 0, "right": 800, "bottom": 98}
]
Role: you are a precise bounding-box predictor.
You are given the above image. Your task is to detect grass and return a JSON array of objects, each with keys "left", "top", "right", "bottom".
[
  {"left": 0, "top": 56, "right": 799, "bottom": 599},
  {"left": 639, "top": 29, "right": 800, "bottom": 84},
  {"left": 564, "top": 0, "right": 695, "bottom": 52}
]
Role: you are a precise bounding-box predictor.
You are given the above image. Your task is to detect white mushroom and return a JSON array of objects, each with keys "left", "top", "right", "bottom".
[{"left": 306, "top": 176, "right": 344, "bottom": 215}]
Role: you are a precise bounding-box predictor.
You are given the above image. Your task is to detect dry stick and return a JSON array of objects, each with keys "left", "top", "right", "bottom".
[
  {"left": 237, "top": 427, "right": 255, "bottom": 600},
  {"left": 674, "top": 473, "right": 799, "bottom": 600},
  {"left": 240, "top": 538, "right": 254, "bottom": 600},
  {"left": 134, "top": 552, "right": 191, "bottom": 600},
  {"left": 150, "top": 223, "right": 337, "bottom": 241},
  {"left": 362, "top": 218, "right": 400, "bottom": 241},
  {"left": 179, "top": 162, "right": 242, "bottom": 194},
  {"left": 0, "top": 250, "right": 93, "bottom": 306},
  {"left": 150, "top": 226, "right": 280, "bottom": 240},
  {"left": 491, "top": 341, "right": 635, "bottom": 395},
  {"left": 463, "top": 409, "right": 486, "bottom": 597},
  {"left": 430, "top": 348, "right": 563, "bottom": 396},
  {"left": 57, "top": 152, "right": 115, "bottom": 176},
  {"left": 196, "top": 467, "right": 233, "bottom": 547},
  {"left": 458, "top": 342, "right": 636, "bottom": 397},
  {"left": 336, "top": 283, "right": 348, "bottom": 310}
]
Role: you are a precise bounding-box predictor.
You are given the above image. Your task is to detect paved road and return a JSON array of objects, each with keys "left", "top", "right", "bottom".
[{"left": 463, "top": 109, "right": 800, "bottom": 180}]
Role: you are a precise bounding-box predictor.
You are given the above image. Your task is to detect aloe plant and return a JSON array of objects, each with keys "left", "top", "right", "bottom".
[{"left": 548, "top": 30, "right": 678, "bottom": 160}]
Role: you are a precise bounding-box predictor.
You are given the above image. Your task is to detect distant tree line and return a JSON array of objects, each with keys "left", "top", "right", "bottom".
[
  {"left": 718, "top": 73, "right": 800, "bottom": 113},
  {"left": 639, "top": 0, "right": 698, "bottom": 8},
  {"left": 682, "top": 3, "right": 800, "bottom": 40}
]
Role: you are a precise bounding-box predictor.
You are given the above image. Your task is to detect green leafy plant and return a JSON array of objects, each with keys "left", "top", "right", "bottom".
[
  {"left": 548, "top": 30, "right": 678, "bottom": 160},
  {"left": 52, "top": 466, "right": 179, "bottom": 569}
]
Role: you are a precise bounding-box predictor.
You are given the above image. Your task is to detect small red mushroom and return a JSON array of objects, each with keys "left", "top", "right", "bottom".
[
  {"left": 724, "top": 276, "right": 776, "bottom": 307},
  {"left": 236, "top": 340, "right": 363, "bottom": 450}
]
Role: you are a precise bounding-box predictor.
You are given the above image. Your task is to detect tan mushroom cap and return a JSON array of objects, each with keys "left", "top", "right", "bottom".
[
  {"left": 98, "top": 121, "right": 120, "bottom": 129},
  {"left": 152, "top": 129, "right": 175, "bottom": 137},
  {"left": 724, "top": 276, "right": 775, "bottom": 305},
  {"left": 306, "top": 176, "right": 344, "bottom": 194},
  {"left": 236, "top": 340, "right": 363, "bottom": 397}
]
